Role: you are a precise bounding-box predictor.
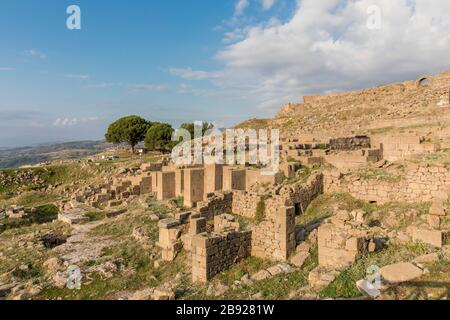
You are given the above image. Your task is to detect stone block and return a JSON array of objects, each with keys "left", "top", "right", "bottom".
[
  {"left": 380, "top": 262, "right": 423, "bottom": 283},
  {"left": 412, "top": 228, "right": 444, "bottom": 248}
]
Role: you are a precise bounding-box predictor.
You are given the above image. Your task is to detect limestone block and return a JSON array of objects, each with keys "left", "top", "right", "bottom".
[
  {"left": 380, "top": 262, "right": 423, "bottom": 283},
  {"left": 412, "top": 228, "right": 444, "bottom": 248}
]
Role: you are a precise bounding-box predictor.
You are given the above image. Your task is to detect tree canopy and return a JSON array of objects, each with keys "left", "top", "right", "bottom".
[
  {"left": 105, "top": 115, "right": 150, "bottom": 152},
  {"left": 180, "top": 122, "right": 214, "bottom": 139},
  {"left": 144, "top": 123, "right": 175, "bottom": 152}
]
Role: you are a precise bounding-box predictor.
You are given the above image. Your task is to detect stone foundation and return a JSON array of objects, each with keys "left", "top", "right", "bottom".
[
  {"left": 325, "top": 164, "right": 450, "bottom": 204},
  {"left": 318, "top": 211, "right": 373, "bottom": 269},
  {"left": 191, "top": 231, "right": 252, "bottom": 283},
  {"left": 252, "top": 206, "right": 296, "bottom": 261}
]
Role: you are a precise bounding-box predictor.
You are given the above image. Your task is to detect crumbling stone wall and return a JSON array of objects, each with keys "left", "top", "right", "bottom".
[
  {"left": 191, "top": 231, "right": 252, "bottom": 283},
  {"left": 325, "top": 164, "right": 450, "bottom": 203},
  {"left": 197, "top": 192, "right": 233, "bottom": 220},
  {"left": 372, "top": 135, "right": 440, "bottom": 162},
  {"left": 329, "top": 136, "right": 371, "bottom": 151},
  {"left": 318, "top": 211, "right": 373, "bottom": 269},
  {"left": 232, "top": 173, "right": 324, "bottom": 218},
  {"left": 72, "top": 171, "right": 154, "bottom": 208},
  {"left": 324, "top": 149, "right": 382, "bottom": 169},
  {"left": 231, "top": 191, "right": 260, "bottom": 218},
  {"left": 252, "top": 206, "right": 296, "bottom": 261}
]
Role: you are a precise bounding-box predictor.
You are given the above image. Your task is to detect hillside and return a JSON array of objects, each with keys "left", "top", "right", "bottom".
[
  {"left": 238, "top": 69, "right": 450, "bottom": 143},
  {"left": 0, "top": 69, "right": 449, "bottom": 301},
  {"left": 0, "top": 141, "right": 111, "bottom": 169}
]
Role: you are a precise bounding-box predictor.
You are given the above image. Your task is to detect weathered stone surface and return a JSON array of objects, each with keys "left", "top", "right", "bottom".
[
  {"left": 308, "top": 267, "right": 340, "bottom": 289},
  {"left": 413, "top": 253, "right": 440, "bottom": 264},
  {"left": 412, "top": 228, "right": 444, "bottom": 248},
  {"left": 291, "top": 251, "right": 310, "bottom": 268},
  {"left": 251, "top": 270, "right": 271, "bottom": 281},
  {"left": 158, "top": 218, "right": 180, "bottom": 229},
  {"left": 429, "top": 200, "right": 446, "bottom": 216},
  {"left": 152, "top": 288, "right": 175, "bottom": 300},
  {"left": 206, "top": 283, "right": 229, "bottom": 297},
  {"left": 380, "top": 262, "right": 423, "bottom": 283},
  {"left": 129, "top": 288, "right": 154, "bottom": 300}
]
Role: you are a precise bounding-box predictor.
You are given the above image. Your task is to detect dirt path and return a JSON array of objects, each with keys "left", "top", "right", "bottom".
[{"left": 52, "top": 219, "right": 116, "bottom": 266}]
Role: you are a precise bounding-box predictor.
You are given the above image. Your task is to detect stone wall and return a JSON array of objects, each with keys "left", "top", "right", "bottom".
[
  {"left": 204, "top": 164, "right": 223, "bottom": 196},
  {"left": 156, "top": 171, "right": 175, "bottom": 201},
  {"left": 329, "top": 136, "right": 371, "bottom": 151},
  {"left": 191, "top": 230, "right": 252, "bottom": 283},
  {"left": 197, "top": 192, "right": 233, "bottom": 220},
  {"left": 184, "top": 168, "right": 205, "bottom": 207},
  {"left": 231, "top": 191, "right": 260, "bottom": 218},
  {"left": 372, "top": 135, "right": 440, "bottom": 162},
  {"left": 223, "top": 167, "right": 246, "bottom": 191},
  {"left": 252, "top": 206, "right": 296, "bottom": 261},
  {"left": 318, "top": 211, "right": 372, "bottom": 269},
  {"left": 245, "top": 169, "right": 284, "bottom": 190},
  {"left": 324, "top": 149, "right": 382, "bottom": 169},
  {"left": 232, "top": 173, "right": 324, "bottom": 218},
  {"left": 324, "top": 165, "right": 450, "bottom": 204}
]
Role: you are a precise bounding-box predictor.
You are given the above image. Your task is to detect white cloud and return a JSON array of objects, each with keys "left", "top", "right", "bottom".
[
  {"left": 65, "top": 74, "right": 90, "bottom": 80},
  {"left": 53, "top": 117, "right": 99, "bottom": 128},
  {"left": 261, "top": 0, "right": 276, "bottom": 10},
  {"left": 86, "top": 82, "right": 121, "bottom": 89},
  {"left": 235, "top": 0, "right": 249, "bottom": 16},
  {"left": 23, "top": 49, "right": 47, "bottom": 59},
  {"left": 202, "top": 0, "right": 450, "bottom": 111},
  {"left": 53, "top": 118, "right": 78, "bottom": 128},
  {"left": 128, "top": 84, "right": 168, "bottom": 92},
  {"left": 169, "top": 67, "right": 223, "bottom": 80}
]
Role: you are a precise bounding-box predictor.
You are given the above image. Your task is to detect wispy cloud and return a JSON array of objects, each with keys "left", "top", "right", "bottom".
[
  {"left": 53, "top": 117, "right": 99, "bottom": 128},
  {"left": 86, "top": 82, "right": 121, "bottom": 89},
  {"left": 169, "top": 67, "right": 222, "bottom": 80},
  {"left": 23, "top": 49, "right": 47, "bottom": 59},
  {"left": 65, "top": 74, "right": 90, "bottom": 80},
  {"left": 199, "top": 0, "right": 450, "bottom": 111},
  {"left": 128, "top": 84, "right": 168, "bottom": 92},
  {"left": 261, "top": 0, "right": 276, "bottom": 10},
  {"left": 235, "top": 0, "right": 249, "bottom": 16}
]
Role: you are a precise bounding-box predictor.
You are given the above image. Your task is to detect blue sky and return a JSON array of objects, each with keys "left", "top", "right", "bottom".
[
  {"left": 1, "top": 0, "right": 450, "bottom": 147},
  {"left": 0, "top": 0, "right": 290, "bottom": 147}
]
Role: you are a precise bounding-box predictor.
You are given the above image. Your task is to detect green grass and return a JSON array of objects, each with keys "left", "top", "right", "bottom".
[
  {"left": 297, "top": 193, "right": 429, "bottom": 231},
  {"left": 0, "top": 204, "right": 59, "bottom": 234},
  {"left": 409, "top": 149, "right": 450, "bottom": 168},
  {"left": 320, "top": 243, "right": 435, "bottom": 299},
  {"left": 84, "top": 211, "right": 107, "bottom": 222},
  {"left": 355, "top": 167, "right": 403, "bottom": 183},
  {"left": 296, "top": 193, "right": 371, "bottom": 227},
  {"left": 89, "top": 199, "right": 169, "bottom": 240},
  {"left": 171, "top": 197, "right": 188, "bottom": 210},
  {"left": 283, "top": 167, "right": 312, "bottom": 185},
  {"left": 36, "top": 244, "right": 188, "bottom": 300},
  {"left": 184, "top": 247, "right": 319, "bottom": 300},
  {"left": 0, "top": 220, "right": 72, "bottom": 291}
]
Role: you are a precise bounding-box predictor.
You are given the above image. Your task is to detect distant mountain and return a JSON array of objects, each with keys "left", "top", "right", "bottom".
[{"left": 0, "top": 140, "right": 112, "bottom": 169}]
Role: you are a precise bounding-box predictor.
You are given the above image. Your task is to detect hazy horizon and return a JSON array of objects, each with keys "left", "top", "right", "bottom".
[{"left": 2, "top": 0, "right": 450, "bottom": 147}]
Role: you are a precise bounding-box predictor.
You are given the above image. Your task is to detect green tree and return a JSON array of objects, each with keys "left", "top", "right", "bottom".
[
  {"left": 145, "top": 123, "right": 175, "bottom": 152},
  {"left": 105, "top": 115, "right": 150, "bottom": 152},
  {"left": 179, "top": 122, "right": 214, "bottom": 139}
]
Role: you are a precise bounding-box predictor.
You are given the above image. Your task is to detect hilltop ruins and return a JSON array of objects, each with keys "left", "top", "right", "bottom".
[{"left": 53, "top": 70, "right": 450, "bottom": 288}]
